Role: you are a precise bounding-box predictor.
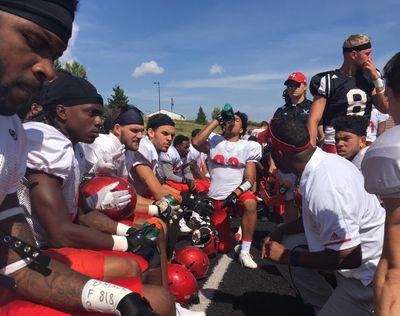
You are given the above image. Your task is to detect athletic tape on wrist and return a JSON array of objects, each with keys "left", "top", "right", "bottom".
[
  {"left": 238, "top": 180, "right": 252, "bottom": 193},
  {"left": 373, "top": 78, "right": 384, "bottom": 88},
  {"left": 116, "top": 223, "right": 131, "bottom": 236},
  {"left": 148, "top": 204, "right": 159, "bottom": 216},
  {"left": 81, "top": 279, "right": 132, "bottom": 313},
  {"left": 112, "top": 235, "right": 128, "bottom": 252}
]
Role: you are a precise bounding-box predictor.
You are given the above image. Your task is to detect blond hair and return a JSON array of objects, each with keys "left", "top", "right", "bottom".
[{"left": 343, "top": 34, "right": 371, "bottom": 49}]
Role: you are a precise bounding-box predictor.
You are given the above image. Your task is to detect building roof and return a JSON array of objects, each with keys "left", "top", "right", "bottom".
[{"left": 147, "top": 109, "right": 186, "bottom": 120}]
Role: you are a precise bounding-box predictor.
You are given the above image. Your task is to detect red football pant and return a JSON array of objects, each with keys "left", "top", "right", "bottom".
[{"left": 211, "top": 192, "right": 257, "bottom": 253}]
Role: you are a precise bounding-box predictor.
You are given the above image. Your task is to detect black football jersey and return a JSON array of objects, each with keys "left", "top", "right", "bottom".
[{"left": 310, "top": 69, "right": 376, "bottom": 126}]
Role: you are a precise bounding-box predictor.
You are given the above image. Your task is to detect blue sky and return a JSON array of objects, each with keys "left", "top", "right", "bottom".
[{"left": 61, "top": 0, "right": 400, "bottom": 122}]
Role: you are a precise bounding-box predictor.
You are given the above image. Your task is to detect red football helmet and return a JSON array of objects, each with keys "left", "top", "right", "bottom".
[
  {"left": 81, "top": 176, "right": 137, "bottom": 220},
  {"left": 174, "top": 245, "right": 209, "bottom": 280},
  {"left": 192, "top": 226, "right": 219, "bottom": 258},
  {"left": 167, "top": 263, "right": 197, "bottom": 305}
]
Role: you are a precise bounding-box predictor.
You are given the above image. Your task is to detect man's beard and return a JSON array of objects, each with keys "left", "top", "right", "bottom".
[{"left": 0, "top": 62, "right": 41, "bottom": 116}]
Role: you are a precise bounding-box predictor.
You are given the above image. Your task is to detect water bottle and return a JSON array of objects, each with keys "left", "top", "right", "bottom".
[
  {"left": 164, "top": 192, "right": 182, "bottom": 205},
  {"left": 222, "top": 103, "right": 235, "bottom": 124}
]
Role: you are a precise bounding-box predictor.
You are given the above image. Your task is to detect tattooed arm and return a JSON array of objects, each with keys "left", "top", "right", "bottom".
[{"left": 0, "top": 194, "right": 88, "bottom": 310}]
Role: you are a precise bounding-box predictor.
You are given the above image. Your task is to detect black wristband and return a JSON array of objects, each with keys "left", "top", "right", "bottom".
[{"left": 289, "top": 251, "right": 301, "bottom": 266}]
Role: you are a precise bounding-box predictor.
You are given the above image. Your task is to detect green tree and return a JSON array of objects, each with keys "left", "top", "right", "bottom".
[
  {"left": 195, "top": 106, "right": 207, "bottom": 124},
  {"left": 107, "top": 85, "right": 130, "bottom": 109},
  {"left": 64, "top": 60, "right": 88, "bottom": 79},
  {"left": 104, "top": 85, "right": 130, "bottom": 118},
  {"left": 53, "top": 59, "right": 62, "bottom": 70},
  {"left": 211, "top": 106, "right": 221, "bottom": 120}
]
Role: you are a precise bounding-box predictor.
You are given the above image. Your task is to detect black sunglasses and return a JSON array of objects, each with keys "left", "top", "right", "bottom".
[{"left": 286, "top": 82, "right": 302, "bottom": 89}]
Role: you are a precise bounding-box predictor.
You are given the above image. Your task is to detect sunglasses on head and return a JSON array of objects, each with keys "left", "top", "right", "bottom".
[{"left": 286, "top": 82, "right": 302, "bottom": 89}]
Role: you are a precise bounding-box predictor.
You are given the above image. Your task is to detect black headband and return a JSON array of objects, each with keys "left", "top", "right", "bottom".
[
  {"left": 147, "top": 114, "right": 175, "bottom": 129},
  {"left": 343, "top": 42, "right": 371, "bottom": 53},
  {"left": 0, "top": 0, "right": 75, "bottom": 45},
  {"left": 41, "top": 74, "right": 103, "bottom": 110},
  {"left": 114, "top": 107, "right": 144, "bottom": 127}
]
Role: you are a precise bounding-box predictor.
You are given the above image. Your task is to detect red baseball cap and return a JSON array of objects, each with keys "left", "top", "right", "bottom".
[{"left": 284, "top": 72, "right": 307, "bottom": 85}]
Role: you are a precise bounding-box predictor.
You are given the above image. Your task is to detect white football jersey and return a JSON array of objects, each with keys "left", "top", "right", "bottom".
[
  {"left": 128, "top": 136, "right": 160, "bottom": 195},
  {"left": 207, "top": 134, "right": 261, "bottom": 200},
  {"left": 0, "top": 115, "right": 28, "bottom": 204},
  {"left": 21, "top": 122, "right": 86, "bottom": 247},
  {"left": 367, "top": 108, "right": 390, "bottom": 143},
  {"left": 159, "top": 145, "right": 184, "bottom": 179},
  {"left": 81, "top": 133, "right": 127, "bottom": 177},
  {"left": 187, "top": 144, "right": 207, "bottom": 169}
]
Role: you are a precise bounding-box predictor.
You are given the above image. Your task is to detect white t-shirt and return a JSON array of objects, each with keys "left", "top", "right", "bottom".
[
  {"left": 367, "top": 108, "right": 389, "bottom": 143},
  {"left": 187, "top": 144, "right": 207, "bottom": 169},
  {"left": 80, "top": 133, "right": 127, "bottom": 177},
  {"left": 362, "top": 125, "right": 400, "bottom": 198},
  {"left": 22, "top": 122, "right": 86, "bottom": 247},
  {"left": 351, "top": 146, "right": 369, "bottom": 171},
  {"left": 159, "top": 145, "right": 185, "bottom": 179},
  {"left": 251, "top": 127, "right": 266, "bottom": 137},
  {"left": 128, "top": 136, "right": 160, "bottom": 195},
  {"left": 0, "top": 115, "right": 28, "bottom": 204},
  {"left": 207, "top": 134, "right": 261, "bottom": 200},
  {"left": 299, "top": 147, "right": 385, "bottom": 286}
]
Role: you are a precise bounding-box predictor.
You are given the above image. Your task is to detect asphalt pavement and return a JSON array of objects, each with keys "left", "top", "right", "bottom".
[{"left": 176, "top": 211, "right": 315, "bottom": 316}]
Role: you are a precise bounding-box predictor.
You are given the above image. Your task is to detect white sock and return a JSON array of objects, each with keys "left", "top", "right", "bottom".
[{"left": 240, "top": 239, "right": 252, "bottom": 253}]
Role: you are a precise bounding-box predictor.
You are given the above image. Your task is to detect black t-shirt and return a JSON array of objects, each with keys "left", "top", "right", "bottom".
[
  {"left": 273, "top": 98, "right": 312, "bottom": 124},
  {"left": 309, "top": 69, "right": 376, "bottom": 126}
]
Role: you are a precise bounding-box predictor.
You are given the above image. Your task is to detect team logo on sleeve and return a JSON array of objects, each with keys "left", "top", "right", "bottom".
[{"left": 9, "top": 129, "right": 17, "bottom": 141}]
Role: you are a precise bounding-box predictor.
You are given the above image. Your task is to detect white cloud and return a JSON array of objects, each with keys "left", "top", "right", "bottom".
[
  {"left": 132, "top": 60, "right": 165, "bottom": 77},
  {"left": 168, "top": 65, "right": 338, "bottom": 90},
  {"left": 59, "top": 22, "right": 80, "bottom": 64},
  {"left": 210, "top": 64, "right": 224, "bottom": 75},
  {"left": 168, "top": 72, "right": 287, "bottom": 89}
]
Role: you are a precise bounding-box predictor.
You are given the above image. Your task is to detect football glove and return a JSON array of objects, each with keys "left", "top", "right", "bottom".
[
  {"left": 222, "top": 192, "right": 238, "bottom": 209},
  {"left": 193, "top": 197, "right": 214, "bottom": 217},
  {"left": 216, "top": 105, "right": 235, "bottom": 126},
  {"left": 126, "top": 225, "right": 158, "bottom": 261},
  {"left": 85, "top": 181, "right": 131, "bottom": 211},
  {"left": 117, "top": 292, "right": 158, "bottom": 316},
  {"left": 153, "top": 195, "right": 183, "bottom": 224}
]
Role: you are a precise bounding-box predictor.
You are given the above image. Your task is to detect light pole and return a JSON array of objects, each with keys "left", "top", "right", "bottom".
[{"left": 153, "top": 81, "right": 161, "bottom": 113}]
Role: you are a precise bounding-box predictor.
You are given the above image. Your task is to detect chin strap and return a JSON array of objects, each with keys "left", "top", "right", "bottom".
[{"left": 0, "top": 229, "right": 52, "bottom": 278}]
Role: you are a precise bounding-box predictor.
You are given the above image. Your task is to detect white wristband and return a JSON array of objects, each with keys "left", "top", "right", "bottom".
[
  {"left": 112, "top": 235, "right": 128, "bottom": 252},
  {"left": 205, "top": 172, "right": 210, "bottom": 178},
  {"left": 148, "top": 204, "right": 159, "bottom": 216},
  {"left": 373, "top": 78, "right": 384, "bottom": 88},
  {"left": 81, "top": 279, "right": 132, "bottom": 313},
  {"left": 238, "top": 180, "right": 252, "bottom": 193},
  {"left": 116, "top": 223, "right": 131, "bottom": 236}
]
